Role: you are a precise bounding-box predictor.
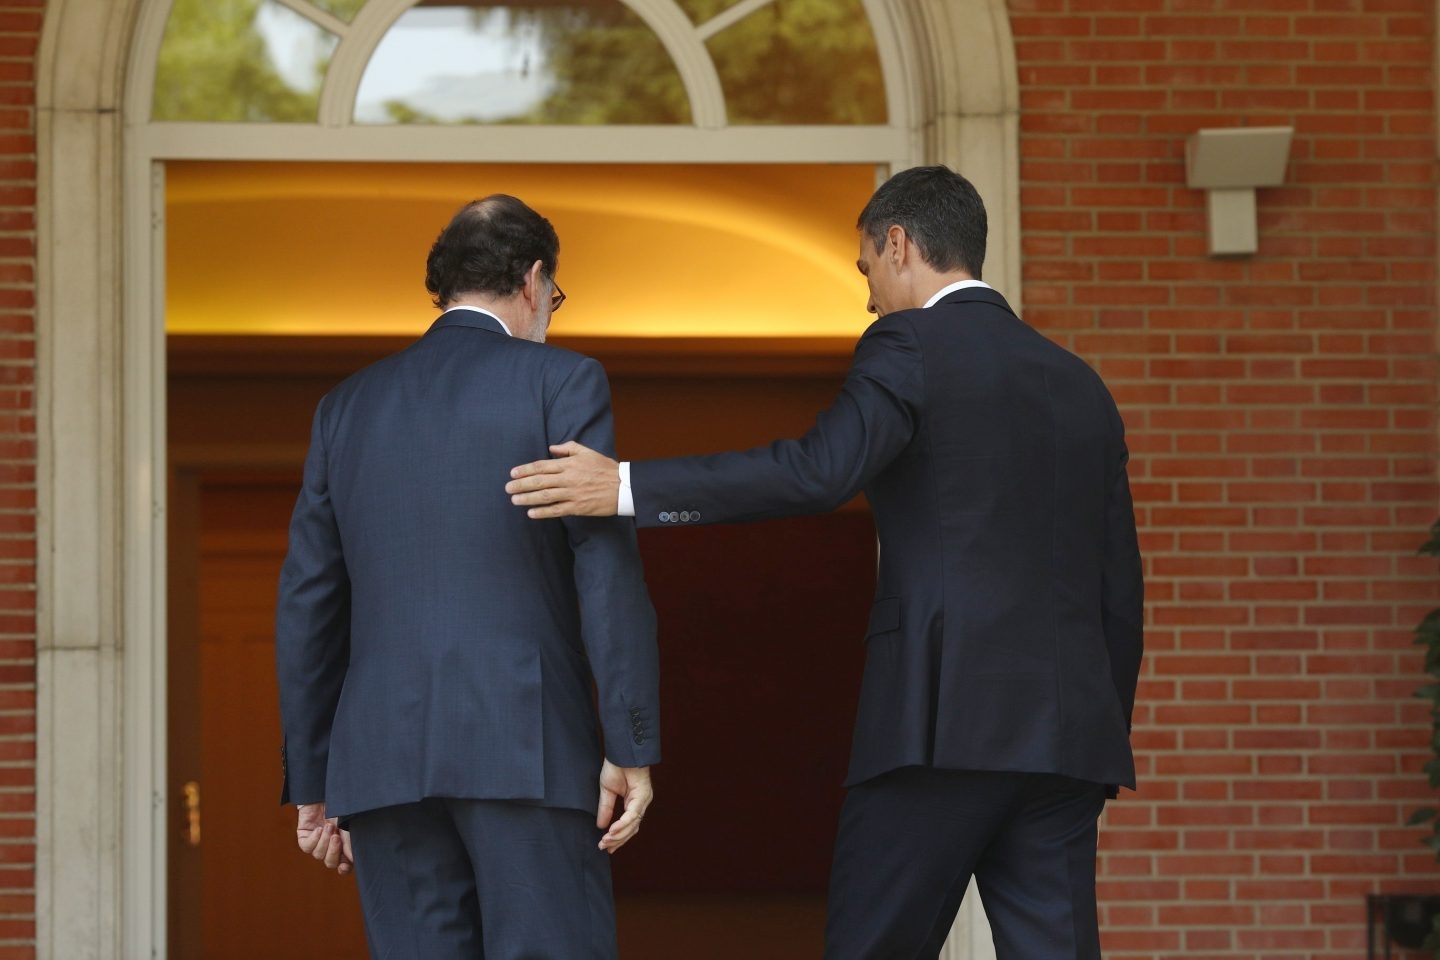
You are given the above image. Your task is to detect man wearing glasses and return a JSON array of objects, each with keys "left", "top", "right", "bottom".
[{"left": 275, "top": 195, "right": 660, "bottom": 959}]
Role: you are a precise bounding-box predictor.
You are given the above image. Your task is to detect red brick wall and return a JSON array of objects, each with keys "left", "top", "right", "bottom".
[
  {"left": 1011, "top": 0, "right": 1440, "bottom": 956},
  {"left": 0, "top": 2, "right": 35, "bottom": 958}
]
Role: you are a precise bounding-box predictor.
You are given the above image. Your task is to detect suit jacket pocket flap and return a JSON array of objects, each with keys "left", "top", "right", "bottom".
[{"left": 865, "top": 597, "right": 901, "bottom": 640}]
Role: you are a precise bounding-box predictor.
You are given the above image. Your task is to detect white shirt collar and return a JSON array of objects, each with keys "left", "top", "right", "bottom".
[
  {"left": 924, "top": 279, "right": 992, "bottom": 309},
  {"left": 442, "top": 305, "right": 513, "bottom": 337}
]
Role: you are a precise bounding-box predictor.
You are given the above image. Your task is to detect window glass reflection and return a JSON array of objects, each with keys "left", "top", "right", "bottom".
[
  {"left": 707, "top": 0, "right": 886, "bottom": 124},
  {"left": 354, "top": 2, "right": 690, "bottom": 125},
  {"left": 308, "top": 0, "right": 367, "bottom": 22},
  {"left": 154, "top": 0, "right": 339, "bottom": 122}
]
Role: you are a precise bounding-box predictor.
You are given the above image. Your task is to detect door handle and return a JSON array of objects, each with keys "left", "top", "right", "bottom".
[{"left": 183, "top": 780, "right": 201, "bottom": 846}]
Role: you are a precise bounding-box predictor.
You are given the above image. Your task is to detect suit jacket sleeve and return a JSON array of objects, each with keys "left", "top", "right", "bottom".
[
  {"left": 1101, "top": 398, "right": 1144, "bottom": 732},
  {"left": 548, "top": 357, "right": 661, "bottom": 768},
  {"left": 629, "top": 315, "right": 924, "bottom": 527},
  {"left": 275, "top": 396, "right": 352, "bottom": 805}
]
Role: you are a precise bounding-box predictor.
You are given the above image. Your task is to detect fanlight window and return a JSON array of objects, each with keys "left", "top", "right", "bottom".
[{"left": 152, "top": 0, "right": 887, "bottom": 126}]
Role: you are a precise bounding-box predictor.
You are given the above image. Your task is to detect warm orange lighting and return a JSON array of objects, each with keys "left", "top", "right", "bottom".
[{"left": 166, "top": 161, "right": 879, "bottom": 338}]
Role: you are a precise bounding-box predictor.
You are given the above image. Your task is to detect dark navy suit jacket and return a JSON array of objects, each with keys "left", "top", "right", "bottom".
[
  {"left": 277, "top": 310, "right": 660, "bottom": 819},
  {"left": 632, "top": 287, "right": 1142, "bottom": 790}
]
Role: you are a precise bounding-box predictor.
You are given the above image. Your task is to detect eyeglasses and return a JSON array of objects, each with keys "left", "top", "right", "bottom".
[{"left": 549, "top": 282, "right": 566, "bottom": 313}]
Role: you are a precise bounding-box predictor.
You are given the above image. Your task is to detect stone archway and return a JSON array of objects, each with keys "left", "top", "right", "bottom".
[
  {"left": 36, "top": 1, "right": 148, "bottom": 957},
  {"left": 33, "top": 0, "right": 1019, "bottom": 955}
]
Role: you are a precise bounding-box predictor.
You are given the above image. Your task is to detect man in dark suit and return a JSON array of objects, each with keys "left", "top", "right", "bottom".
[
  {"left": 505, "top": 166, "right": 1143, "bottom": 959},
  {"left": 275, "top": 195, "right": 661, "bottom": 960}
]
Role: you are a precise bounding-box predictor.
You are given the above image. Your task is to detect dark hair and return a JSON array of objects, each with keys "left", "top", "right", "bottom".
[
  {"left": 856, "top": 166, "right": 987, "bottom": 280},
  {"left": 425, "top": 195, "right": 559, "bottom": 308}
]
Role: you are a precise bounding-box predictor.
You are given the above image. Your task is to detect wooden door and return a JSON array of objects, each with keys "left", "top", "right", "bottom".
[{"left": 168, "top": 476, "right": 369, "bottom": 959}]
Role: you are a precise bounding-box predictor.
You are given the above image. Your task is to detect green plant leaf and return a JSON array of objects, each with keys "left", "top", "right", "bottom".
[
  {"left": 1426, "top": 909, "right": 1440, "bottom": 955},
  {"left": 1418, "top": 518, "right": 1440, "bottom": 556}
]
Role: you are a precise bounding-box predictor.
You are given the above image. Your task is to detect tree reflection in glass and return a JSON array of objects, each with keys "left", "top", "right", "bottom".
[
  {"left": 309, "top": 0, "right": 369, "bottom": 22},
  {"left": 154, "top": 0, "right": 339, "bottom": 123},
  {"left": 354, "top": 3, "right": 691, "bottom": 125},
  {"left": 702, "top": 0, "right": 887, "bottom": 125}
]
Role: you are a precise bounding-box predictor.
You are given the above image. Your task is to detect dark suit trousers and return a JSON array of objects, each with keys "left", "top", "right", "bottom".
[
  {"left": 348, "top": 797, "right": 616, "bottom": 960},
  {"left": 825, "top": 767, "right": 1106, "bottom": 960}
]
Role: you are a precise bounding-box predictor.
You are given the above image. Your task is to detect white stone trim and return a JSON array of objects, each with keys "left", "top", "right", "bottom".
[
  {"left": 316, "top": 0, "right": 413, "bottom": 127},
  {"left": 36, "top": 0, "right": 138, "bottom": 955},
  {"left": 136, "top": 122, "right": 908, "bottom": 163},
  {"left": 617, "top": 0, "right": 728, "bottom": 128},
  {"left": 273, "top": 0, "right": 352, "bottom": 39},
  {"left": 862, "top": 0, "right": 917, "bottom": 151},
  {"left": 119, "top": 155, "right": 169, "bottom": 960},
  {"left": 694, "top": 0, "right": 774, "bottom": 42},
  {"left": 123, "top": 0, "right": 169, "bottom": 125}
]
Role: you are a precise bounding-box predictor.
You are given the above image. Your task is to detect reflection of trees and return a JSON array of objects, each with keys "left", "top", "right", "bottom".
[
  {"left": 702, "top": 0, "right": 886, "bottom": 124},
  {"left": 312, "top": 0, "right": 368, "bottom": 20},
  {"left": 383, "top": 100, "right": 446, "bottom": 124},
  {"left": 154, "top": 0, "right": 331, "bottom": 122},
  {"left": 507, "top": 0, "right": 885, "bottom": 125},
  {"left": 498, "top": 5, "right": 690, "bottom": 124}
]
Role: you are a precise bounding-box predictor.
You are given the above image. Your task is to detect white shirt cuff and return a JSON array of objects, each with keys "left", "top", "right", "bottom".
[{"left": 617, "top": 461, "right": 635, "bottom": 517}]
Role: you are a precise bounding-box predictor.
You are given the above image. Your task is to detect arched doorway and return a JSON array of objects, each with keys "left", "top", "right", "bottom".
[{"left": 35, "top": 0, "right": 1019, "bottom": 955}]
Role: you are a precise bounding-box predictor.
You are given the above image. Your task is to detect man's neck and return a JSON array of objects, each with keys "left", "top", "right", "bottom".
[
  {"left": 445, "top": 295, "right": 522, "bottom": 330},
  {"left": 912, "top": 271, "right": 976, "bottom": 309}
]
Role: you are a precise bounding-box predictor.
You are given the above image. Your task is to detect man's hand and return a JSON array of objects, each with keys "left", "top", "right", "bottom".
[
  {"left": 596, "top": 760, "right": 652, "bottom": 854},
  {"left": 296, "top": 802, "right": 354, "bottom": 875},
  {"left": 507, "top": 441, "right": 621, "bottom": 519}
]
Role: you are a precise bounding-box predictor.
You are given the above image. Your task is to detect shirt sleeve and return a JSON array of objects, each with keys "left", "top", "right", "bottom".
[{"left": 617, "top": 461, "right": 636, "bottom": 517}]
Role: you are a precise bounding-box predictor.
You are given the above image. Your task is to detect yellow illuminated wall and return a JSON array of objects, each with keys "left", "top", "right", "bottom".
[{"left": 166, "top": 162, "right": 878, "bottom": 338}]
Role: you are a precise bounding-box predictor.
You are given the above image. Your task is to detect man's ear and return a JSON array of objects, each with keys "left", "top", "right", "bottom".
[
  {"left": 521, "top": 259, "right": 545, "bottom": 308},
  {"left": 886, "top": 225, "right": 909, "bottom": 269}
]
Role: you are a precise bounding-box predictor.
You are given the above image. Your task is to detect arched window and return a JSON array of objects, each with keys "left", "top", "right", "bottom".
[{"left": 151, "top": 0, "right": 892, "bottom": 130}]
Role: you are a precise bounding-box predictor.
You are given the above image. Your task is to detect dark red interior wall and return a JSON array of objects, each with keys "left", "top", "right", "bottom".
[{"left": 614, "top": 513, "right": 876, "bottom": 896}]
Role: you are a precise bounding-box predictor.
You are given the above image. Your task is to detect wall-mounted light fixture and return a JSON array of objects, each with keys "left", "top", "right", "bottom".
[{"left": 1184, "top": 126, "right": 1294, "bottom": 257}]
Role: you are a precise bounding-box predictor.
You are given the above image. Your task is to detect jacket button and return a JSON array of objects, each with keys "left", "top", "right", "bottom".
[
  {"left": 680, "top": 511, "right": 692, "bottom": 522},
  {"left": 632, "top": 734, "right": 645, "bottom": 745},
  {"left": 658, "top": 512, "right": 671, "bottom": 523},
  {"left": 692, "top": 511, "right": 701, "bottom": 521}
]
